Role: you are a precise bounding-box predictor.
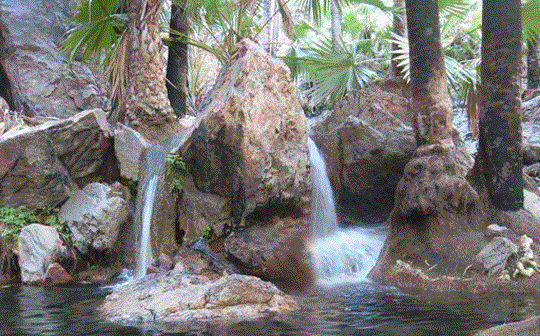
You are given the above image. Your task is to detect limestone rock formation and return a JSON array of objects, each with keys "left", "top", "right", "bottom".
[
  {"left": 18, "top": 224, "right": 70, "bottom": 283},
  {"left": 114, "top": 124, "right": 151, "bottom": 183},
  {"left": 59, "top": 182, "right": 130, "bottom": 255},
  {"left": 101, "top": 273, "right": 298, "bottom": 325},
  {"left": 311, "top": 79, "right": 414, "bottom": 217},
  {"left": 0, "top": 0, "right": 109, "bottom": 118},
  {"left": 0, "top": 109, "right": 114, "bottom": 207}
]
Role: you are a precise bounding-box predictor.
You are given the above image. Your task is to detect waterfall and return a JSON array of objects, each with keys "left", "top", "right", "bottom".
[
  {"left": 308, "top": 137, "right": 385, "bottom": 286},
  {"left": 308, "top": 138, "right": 339, "bottom": 237},
  {"left": 133, "top": 128, "right": 194, "bottom": 279}
]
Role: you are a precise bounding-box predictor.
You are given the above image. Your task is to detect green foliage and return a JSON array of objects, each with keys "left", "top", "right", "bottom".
[
  {"left": 201, "top": 226, "right": 214, "bottom": 240},
  {"left": 166, "top": 153, "right": 187, "bottom": 194},
  {"left": 62, "top": 0, "right": 127, "bottom": 67},
  {"left": 0, "top": 206, "right": 68, "bottom": 242}
]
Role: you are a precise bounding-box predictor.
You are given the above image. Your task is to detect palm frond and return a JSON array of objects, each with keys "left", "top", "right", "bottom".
[
  {"left": 523, "top": 0, "right": 540, "bottom": 43},
  {"left": 438, "top": 0, "right": 471, "bottom": 18}
]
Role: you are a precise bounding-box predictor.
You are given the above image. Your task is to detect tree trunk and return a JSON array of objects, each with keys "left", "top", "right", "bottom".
[
  {"left": 125, "top": 0, "right": 179, "bottom": 143},
  {"left": 479, "top": 0, "right": 523, "bottom": 211},
  {"left": 390, "top": 0, "right": 406, "bottom": 78},
  {"left": 330, "top": 0, "right": 342, "bottom": 49},
  {"left": 406, "top": 0, "right": 453, "bottom": 146},
  {"left": 527, "top": 41, "right": 540, "bottom": 90},
  {"left": 166, "top": 2, "right": 189, "bottom": 117}
]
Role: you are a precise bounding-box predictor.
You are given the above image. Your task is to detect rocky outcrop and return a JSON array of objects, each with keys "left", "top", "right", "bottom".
[
  {"left": 101, "top": 273, "right": 298, "bottom": 325},
  {"left": 17, "top": 224, "right": 70, "bottom": 284},
  {"left": 59, "top": 182, "right": 131, "bottom": 256},
  {"left": 0, "top": 109, "right": 114, "bottom": 207},
  {"left": 181, "top": 39, "right": 310, "bottom": 221},
  {"left": 0, "top": 0, "right": 109, "bottom": 118},
  {"left": 43, "top": 262, "right": 74, "bottom": 286},
  {"left": 311, "top": 79, "right": 414, "bottom": 217},
  {"left": 177, "top": 40, "right": 311, "bottom": 286}
]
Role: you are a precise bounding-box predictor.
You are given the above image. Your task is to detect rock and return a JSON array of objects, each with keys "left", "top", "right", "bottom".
[
  {"left": 225, "top": 217, "right": 313, "bottom": 289},
  {"left": 177, "top": 176, "right": 233, "bottom": 239},
  {"left": 113, "top": 124, "right": 150, "bottom": 183},
  {"left": 311, "top": 79, "right": 415, "bottom": 217},
  {"left": 59, "top": 182, "right": 130, "bottom": 255},
  {"left": 173, "top": 246, "right": 221, "bottom": 278},
  {"left": 0, "top": 0, "right": 109, "bottom": 118},
  {"left": 477, "top": 315, "right": 540, "bottom": 336},
  {"left": 181, "top": 39, "right": 310, "bottom": 219},
  {"left": 147, "top": 253, "right": 173, "bottom": 274},
  {"left": 523, "top": 123, "right": 540, "bottom": 165},
  {"left": 101, "top": 273, "right": 298, "bottom": 325},
  {"left": 476, "top": 237, "right": 519, "bottom": 276},
  {"left": 524, "top": 189, "right": 540, "bottom": 220},
  {"left": 178, "top": 40, "right": 311, "bottom": 288},
  {"left": 523, "top": 95, "right": 540, "bottom": 123},
  {"left": 43, "top": 262, "right": 74, "bottom": 286},
  {"left": 18, "top": 224, "right": 70, "bottom": 284},
  {"left": 0, "top": 109, "right": 114, "bottom": 207}
]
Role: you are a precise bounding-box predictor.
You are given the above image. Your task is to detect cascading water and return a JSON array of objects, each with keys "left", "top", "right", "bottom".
[
  {"left": 135, "top": 174, "right": 159, "bottom": 278},
  {"left": 307, "top": 138, "right": 385, "bottom": 286}
]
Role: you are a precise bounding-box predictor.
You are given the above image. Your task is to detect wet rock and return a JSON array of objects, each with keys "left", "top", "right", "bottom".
[
  {"left": 476, "top": 237, "right": 519, "bottom": 276},
  {"left": 101, "top": 273, "right": 298, "bottom": 325},
  {"left": 523, "top": 95, "right": 540, "bottom": 123},
  {"left": 18, "top": 224, "right": 70, "bottom": 284},
  {"left": 59, "top": 182, "right": 130, "bottom": 255},
  {"left": 0, "top": 0, "right": 109, "bottom": 118},
  {"left": 225, "top": 217, "right": 313, "bottom": 289},
  {"left": 311, "top": 79, "right": 414, "bottom": 216},
  {"left": 0, "top": 109, "right": 114, "bottom": 207},
  {"left": 43, "top": 262, "right": 74, "bottom": 286},
  {"left": 477, "top": 315, "right": 540, "bottom": 336},
  {"left": 147, "top": 253, "right": 173, "bottom": 274}
]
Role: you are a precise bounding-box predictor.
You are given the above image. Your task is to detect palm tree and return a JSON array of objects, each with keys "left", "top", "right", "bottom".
[
  {"left": 527, "top": 41, "right": 540, "bottom": 90},
  {"left": 167, "top": 0, "right": 189, "bottom": 117},
  {"left": 389, "top": 0, "right": 405, "bottom": 78},
  {"left": 478, "top": 0, "right": 523, "bottom": 211},
  {"left": 123, "top": 0, "right": 180, "bottom": 143},
  {"left": 406, "top": 0, "right": 453, "bottom": 146}
]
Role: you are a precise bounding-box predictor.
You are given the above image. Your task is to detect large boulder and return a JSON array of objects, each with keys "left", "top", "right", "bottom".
[
  {"left": 311, "top": 79, "right": 414, "bottom": 217},
  {"left": 113, "top": 124, "right": 150, "bottom": 183},
  {"left": 18, "top": 224, "right": 70, "bottom": 284},
  {"left": 0, "top": 0, "right": 109, "bottom": 118},
  {"left": 181, "top": 39, "right": 310, "bottom": 219},
  {"left": 179, "top": 40, "right": 311, "bottom": 286},
  {"left": 0, "top": 109, "right": 114, "bottom": 207},
  {"left": 59, "top": 182, "right": 130, "bottom": 256},
  {"left": 101, "top": 273, "right": 298, "bottom": 325}
]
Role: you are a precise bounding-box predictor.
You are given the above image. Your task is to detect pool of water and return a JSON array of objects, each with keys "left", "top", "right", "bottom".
[{"left": 2, "top": 280, "right": 540, "bottom": 336}]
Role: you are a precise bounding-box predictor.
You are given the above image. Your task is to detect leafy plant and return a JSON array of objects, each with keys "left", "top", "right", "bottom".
[
  {"left": 166, "top": 153, "right": 187, "bottom": 193},
  {"left": 201, "top": 226, "right": 214, "bottom": 240}
]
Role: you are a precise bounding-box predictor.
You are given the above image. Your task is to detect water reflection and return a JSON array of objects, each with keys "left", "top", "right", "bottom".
[{"left": 1, "top": 282, "right": 540, "bottom": 335}]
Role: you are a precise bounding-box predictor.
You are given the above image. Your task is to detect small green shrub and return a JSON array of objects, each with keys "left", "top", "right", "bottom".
[
  {"left": 166, "top": 153, "right": 187, "bottom": 194},
  {"left": 202, "top": 226, "right": 214, "bottom": 241},
  {"left": 0, "top": 205, "right": 68, "bottom": 242}
]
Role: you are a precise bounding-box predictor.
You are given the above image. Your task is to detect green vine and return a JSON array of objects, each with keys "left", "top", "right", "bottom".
[
  {"left": 166, "top": 153, "right": 187, "bottom": 194},
  {"left": 0, "top": 206, "right": 68, "bottom": 243}
]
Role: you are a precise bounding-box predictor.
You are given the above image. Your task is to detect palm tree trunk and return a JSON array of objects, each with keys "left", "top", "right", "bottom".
[
  {"left": 479, "top": 0, "right": 523, "bottom": 210},
  {"left": 406, "top": 0, "right": 453, "bottom": 146},
  {"left": 166, "top": 1, "right": 189, "bottom": 117},
  {"left": 126, "top": 0, "right": 179, "bottom": 143},
  {"left": 390, "top": 0, "right": 406, "bottom": 78},
  {"left": 527, "top": 41, "right": 540, "bottom": 90},
  {"left": 330, "top": 0, "right": 342, "bottom": 49}
]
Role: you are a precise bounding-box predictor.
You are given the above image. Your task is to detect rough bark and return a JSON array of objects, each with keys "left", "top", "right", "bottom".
[
  {"left": 166, "top": 2, "right": 189, "bottom": 117},
  {"left": 406, "top": 0, "right": 453, "bottom": 146},
  {"left": 330, "top": 0, "right": 342, "bottom": 49},
  {"left": 390, "top": 0, "right": 406, "bottom": 78},
  {"left": 479, "top": 0, "right": 523, "bottom": 211},
  {"left": 125, "top": 0, "right": 180, "bottom": 143},
  {"left": 527, "top": 41, "right": 540, "bottom": 90}
]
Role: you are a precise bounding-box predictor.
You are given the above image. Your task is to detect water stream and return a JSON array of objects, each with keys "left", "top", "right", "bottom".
[{"left": 307, "top": 138, "right": 385, "bottom": 286}]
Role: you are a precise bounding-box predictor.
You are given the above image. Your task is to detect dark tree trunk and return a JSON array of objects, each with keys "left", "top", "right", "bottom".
[
  {"left": 406, "top": 0, "right": 453, "bottom": 146},
  {"left": 527, "top": 41, "right": 540, "bottom": 90},
  {"left": 390, "top": 0, "right": 406, "bottom": 78},
  {"left": 479, "top": 0, "right": 523, "bottom": 211},
  {"left": 166, "top": 2, "right": 189, "bottom": 117}
]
